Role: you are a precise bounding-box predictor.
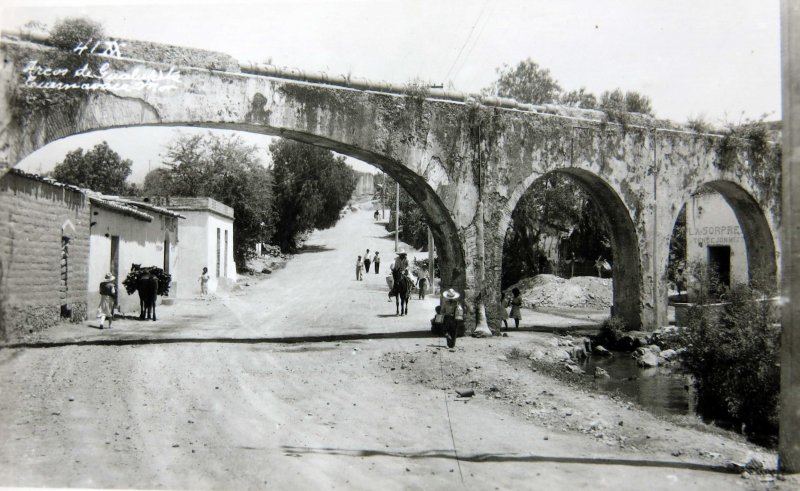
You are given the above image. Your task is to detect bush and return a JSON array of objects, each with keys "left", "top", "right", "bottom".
[
  {"left": 48, "top": 17, "right": 105, "bottom": 51},
  {"left": 681, "top": 281, "right": 780, "bottom": 444},
  {"left": 593, "top": 316, "right": 628, "bottom": 348}
]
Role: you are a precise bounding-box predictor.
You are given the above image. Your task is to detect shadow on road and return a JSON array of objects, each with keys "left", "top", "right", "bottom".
[
  {"left": 279, "top": 446, "right": 747, "bottom": 474},
  {"left": 2, "top": 330, "right": 436, "bottom": 349},
  {"left": 296, "top": 245, "right": 334, "bottom": 254}
]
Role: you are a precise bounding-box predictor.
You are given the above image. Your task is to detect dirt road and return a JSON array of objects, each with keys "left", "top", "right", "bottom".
[{"left": 0, "top": 200, "right": 794, "bottom": 490}]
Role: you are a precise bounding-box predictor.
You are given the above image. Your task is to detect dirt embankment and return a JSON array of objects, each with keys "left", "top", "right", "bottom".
[
  {"left": 507, "top": 274, "right": 612, "bottom": 310},
  {"left": 379, "top": 333, "right": 781, "bottom": 482}
]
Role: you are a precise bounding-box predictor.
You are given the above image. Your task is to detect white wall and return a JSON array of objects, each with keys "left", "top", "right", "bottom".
[
  {"left": 88, "top": 206, "right": 179, "bottom": 313},
  {"left": 173, "top": 210, "right": 235, "bottom": 298},
  {"left": 685, "top": 192, "right": 748, "bottom": 284}
]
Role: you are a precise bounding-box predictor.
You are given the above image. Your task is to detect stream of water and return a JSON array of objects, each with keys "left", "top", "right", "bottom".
[{"left": 580, "top": 352, "right": 696, "bottom": 416}]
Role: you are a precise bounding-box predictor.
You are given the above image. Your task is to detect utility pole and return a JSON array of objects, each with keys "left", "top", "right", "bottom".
[
  {"left": 382, "top": 173, "right": 386, "bottom": 219},
  {"left": 780, "top": 0, "right": 800, "bottom": 472},
  {"left": 394, "top": 182, "right": 400, "bottom": 252},
  {"left": 428, "top": 226, "right": 435, "bottom": 295}
]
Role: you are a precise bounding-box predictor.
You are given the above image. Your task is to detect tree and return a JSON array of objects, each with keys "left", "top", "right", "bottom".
[
  {"left": 52, "top": 141, "right": 133, "bottom": 194},
  {"left": 269, "top": 139, "right": 356, "bottom": 251},
  {"left": 144, "top": 132, "right": 276, "bottom": 269},
  {"left": 599, "top": 88, "right": 654, "bottom": 115},
  {"left": 483, "top": 58, "right": 561, "bottom": 104},
  {"left": 48, "top": 17, "right": 105, "bottom": 51},
  {"left": 559, "top": 87, "right": 598, "bottom": 109},
  {"left": 383, "top": 176, "right": 430, "bottom": 251}
]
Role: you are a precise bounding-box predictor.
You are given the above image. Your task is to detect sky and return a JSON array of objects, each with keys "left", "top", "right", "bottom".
[{"left": 1, "top": 0, "right": 782, "bottom": 181}]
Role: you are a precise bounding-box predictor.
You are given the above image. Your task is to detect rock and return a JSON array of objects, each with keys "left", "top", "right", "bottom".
[
  {"left": 528, "top": 349, "right": 546, "bottom": 360},
  {"left": 497, "top": 355, "right": 507, "bottom": 361},
  {"left": 564, "top": 364, "right": 584, "bottom": 374},
  {"left": 744, "top": 457, "right": 764, "bottom": 471},
  {"left": 594, "top": 367, "right": 610, "bottom": 378},
  {"left": 568, "top": 346, "right": 587, "bottom": 361},
  {"left": 636, "top": 351, "right": 659, "bottom": 367},
  {"left": 660, "top": 349, "right": 678, "bottom": 361},
  {"left": 554, "top": 350, "right": 571, "bottom": 362},
  {"left": 647, "top": 344, "right": 662, "bottom": 354},
  {"left": 593, "top": 345, "right": 612, "bottom": 356},
  {"left": 261, "top": 267, "right": 272, "bottom": 274}
]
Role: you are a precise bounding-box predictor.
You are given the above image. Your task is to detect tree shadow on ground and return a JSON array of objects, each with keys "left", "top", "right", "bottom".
[
  {"left": 296, "top": 245, "right": 334, "bottom": 254},
  {"left": 278, "top": 446, "right": 747, "bottom": 473}
]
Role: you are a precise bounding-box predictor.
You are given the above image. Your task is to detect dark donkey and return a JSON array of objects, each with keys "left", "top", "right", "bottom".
[{"left": 131, "top": 264, "right": 159, "bottom": 321}]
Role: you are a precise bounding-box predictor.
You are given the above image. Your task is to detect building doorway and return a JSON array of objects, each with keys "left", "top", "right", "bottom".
[{"left": 707, "top": 245, "right": 731, "bottom": 292}]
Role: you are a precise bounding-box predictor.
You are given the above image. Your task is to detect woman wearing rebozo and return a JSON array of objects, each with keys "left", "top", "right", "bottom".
[{"left": 97, "top": 272, "right": 116, "bottom": 329}]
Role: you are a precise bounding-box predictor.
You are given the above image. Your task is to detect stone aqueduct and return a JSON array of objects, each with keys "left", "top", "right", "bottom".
[{"left": 0, "top": 36, "right": 782, "bottom": 331}]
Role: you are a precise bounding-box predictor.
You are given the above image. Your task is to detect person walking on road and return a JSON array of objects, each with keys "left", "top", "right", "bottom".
[
  {"left": 364, "top": 249, "right": 371, "bottom": 273},
  {"left": 417, "top": 274, "right": 428, "bottom": 299},
  {"left": 440, "top": 288, "right": 461, "bottom": 348},
  {"left": 97, "top": 273, "right": 116, "bottom": 330},
  {"left": 373, "top": 251, "right": 381, "bottom": 274},
  {"left": 355, "top": 255, "right": 364, "bottom": 281},
  {"left": 509, "top": 287, "right": 523, "bottom": 329}
]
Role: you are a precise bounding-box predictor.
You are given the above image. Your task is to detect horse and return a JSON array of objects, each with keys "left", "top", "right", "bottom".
[
  {"left": 394, "top": 273, "right": 414, "bottom": 316},
  {"left": 131, "top": 264, "right": 159, "bottom": 321}
]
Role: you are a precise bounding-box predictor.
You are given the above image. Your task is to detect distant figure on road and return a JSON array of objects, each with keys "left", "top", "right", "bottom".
[
  {"left": 97, "top": 273, "right": 116, "bottom": 330},
  {"left": 374, "top": 210, "right": 380, "bottom": 221},
  {"left": 417, "top": 274, "right": 428, "bottom": 299},
  {"left": 364, "top": 249, "right": 371, "bottom": 273},
  {"left": 373, "top": 251, "right": 381, "bottom": 274},
  {"left": 509, "top": 287, "right": 523, "bottom": 329},
  {"left": 199, "top": 267, "right": 210, "bottom": 296},
  {"left": 356, "top": 255, "right": 364, "bottom": 281}
]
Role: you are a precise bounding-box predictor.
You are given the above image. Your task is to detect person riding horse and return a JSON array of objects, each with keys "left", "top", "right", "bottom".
[{"left": 389, "top": 249, "right": 409, "bottom": 297}]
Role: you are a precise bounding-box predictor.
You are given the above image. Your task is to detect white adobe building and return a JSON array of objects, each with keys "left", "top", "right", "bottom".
[
  {"left": 137, "top": 197, "right": 236, "bottom": 297},
  {"left": 87, "top": 195, "right": 182, "bottom": 313},
  {"left": 685, "top": 191, "right": 748, "bottom": 288}
]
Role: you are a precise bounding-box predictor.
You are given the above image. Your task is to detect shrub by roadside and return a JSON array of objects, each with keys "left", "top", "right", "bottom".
[{"left": 680, "top": 282, "right": 780, "bottom": 445}]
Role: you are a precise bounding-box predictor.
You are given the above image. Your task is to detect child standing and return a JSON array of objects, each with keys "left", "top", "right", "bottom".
[
  {"left": 97, "top": 273, "right": 116, "bottom": 329},
  {"left": 373, "top": 251, "right": 381, "bottom": 274},
  {"left": 509, "top": 287, "right": 523, "bottom": 329},
  {"left": 499, "top": 291, "right": 510, "bottom": 329},
  {"left": 199, "top": 267, "right": 210, "bottom": 295}
]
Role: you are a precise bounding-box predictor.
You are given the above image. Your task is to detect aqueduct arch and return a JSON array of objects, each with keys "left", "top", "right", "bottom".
[
  {"left": 668, "top": 180, "right": 778, "bottom": 291},
  {"left": 493, "top": 168, "right": 643, "bottom": 330},
  {"left": 0, "top": 35, "right": 782, "bottom": 330}
]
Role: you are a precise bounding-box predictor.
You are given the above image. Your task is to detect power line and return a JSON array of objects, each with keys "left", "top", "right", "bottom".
[
  {"left": 443, "top": 0, "right": 491, "bottom": 84},
  {"left": 450, "top": 0, "right": 496, "bottom": 83}
]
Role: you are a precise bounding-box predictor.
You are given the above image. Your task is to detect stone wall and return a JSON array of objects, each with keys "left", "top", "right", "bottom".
[{"left": 0, "top": 171, "right": 90, "bottom": 340}]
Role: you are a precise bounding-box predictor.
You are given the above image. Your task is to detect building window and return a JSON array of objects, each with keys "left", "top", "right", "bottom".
[{"left": 216, "top": 228, "right": 221, "bottom": 278}]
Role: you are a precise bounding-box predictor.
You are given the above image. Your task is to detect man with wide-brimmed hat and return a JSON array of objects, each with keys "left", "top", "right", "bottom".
[
  {"left": 440, "top": 288, "right": 462, "bottom": 348},
  {"left": 388, "top": 249, "right": 410, "bottom": 297},
  {"left": 97, "top": 272, "right": 116, "bottom": 330}
]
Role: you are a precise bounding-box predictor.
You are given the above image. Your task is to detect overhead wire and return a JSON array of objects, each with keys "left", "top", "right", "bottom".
[
  {"left": 449, "top": 0, "right": 496, "bottom": 84},
  {"left": 443, "top": 0, "right": 491, "bottom": 84}
]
